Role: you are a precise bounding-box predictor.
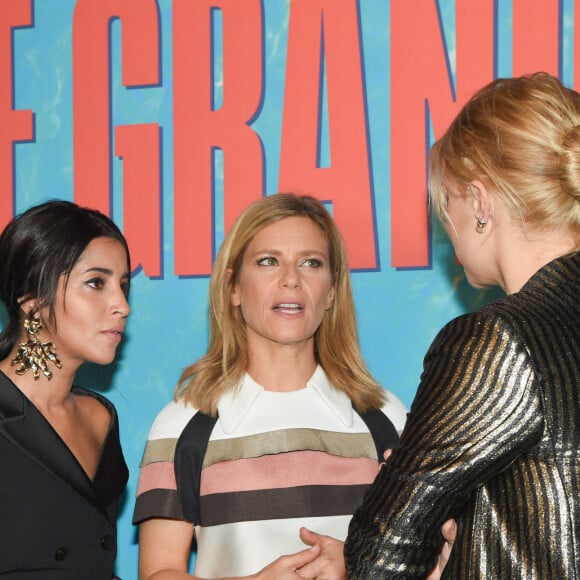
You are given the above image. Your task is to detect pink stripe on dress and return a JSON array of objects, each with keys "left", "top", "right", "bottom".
[
  {"left": 200, "top": 450, "right": 379, "bottom": 495},
  {"left": 136, "top": 461, "right": 177, "bottom": 496}
]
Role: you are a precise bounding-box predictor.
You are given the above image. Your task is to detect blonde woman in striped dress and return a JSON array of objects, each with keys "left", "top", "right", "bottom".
[{"left": 134, "top": 193, "right": 408, "bottom": 580}]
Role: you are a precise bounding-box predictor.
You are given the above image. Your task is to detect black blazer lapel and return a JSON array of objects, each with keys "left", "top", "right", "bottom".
[
  {"left": 0, "top": 372, "right": 105, "bottom": 515},
  {"left": 76, "top": 385, "right": 129, "bottom": 508}
]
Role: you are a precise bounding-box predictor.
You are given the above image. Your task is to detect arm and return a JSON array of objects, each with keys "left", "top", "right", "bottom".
[
  {"left": 139, "top": 518, "right": 194, "bottom": 580},
  {"left": 344, "top": 313, "right": 543, "bottom": 578},
  {"left": 139, "top": 518, "right": 321, "bottom": 580}
]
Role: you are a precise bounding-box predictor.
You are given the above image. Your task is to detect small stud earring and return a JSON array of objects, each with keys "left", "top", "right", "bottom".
[{"left": 476, "top": 217, "right": 488, "bottom": 233}]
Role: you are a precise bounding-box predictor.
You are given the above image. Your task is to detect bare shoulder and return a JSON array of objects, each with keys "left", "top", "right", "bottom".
[{"left": 73, "top": 390, "right": 112, "bottom": 443}]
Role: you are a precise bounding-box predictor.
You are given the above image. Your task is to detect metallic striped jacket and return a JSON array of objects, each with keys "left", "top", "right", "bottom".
[{"left": 345, "top": 251, "right": 580, "bottom": 579}]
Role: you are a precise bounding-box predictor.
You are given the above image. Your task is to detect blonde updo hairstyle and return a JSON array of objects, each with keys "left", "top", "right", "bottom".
[
  {"left": 176, "top": 193, "right": 385, "bottom": 415},
  {"left": 430, "top": 72, "right": 580, "bottom": 235}
]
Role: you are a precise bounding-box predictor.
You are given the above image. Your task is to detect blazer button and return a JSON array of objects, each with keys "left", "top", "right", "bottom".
[
  {"left": 100, "top": 534, "right": 115, "bottom": 552},
  {"left": 54, "top": 545, "right": 69, "bottom": 561}
]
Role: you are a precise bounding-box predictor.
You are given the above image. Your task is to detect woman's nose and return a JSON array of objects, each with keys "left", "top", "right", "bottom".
[
  {"left": 112, "top": 288, "right": 130, "bottom": 317},
  {"left": 281, "top": 265, "right": 301, "bottom": 288}
]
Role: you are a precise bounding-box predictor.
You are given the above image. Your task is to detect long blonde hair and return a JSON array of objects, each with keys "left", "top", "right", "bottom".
[
  {"left": 176, "top": 193, "right": 385, "bottom": 415},
  {"left": 430, "top": 72, "right": 580, "bottom": 235}
]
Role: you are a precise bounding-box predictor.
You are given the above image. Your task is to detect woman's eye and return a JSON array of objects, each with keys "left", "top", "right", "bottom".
[
  {"left": 302, "top": 258, "right": 323, "bottom": 268},
  {"left": 86, "top": 277, "right": 105, "bottom": 289},
  {"left": 257, "top": 256, "right": 277, "bottom": 266}
]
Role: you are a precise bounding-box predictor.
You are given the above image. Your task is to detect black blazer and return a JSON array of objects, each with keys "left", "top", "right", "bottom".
[{"left": 0, "top": 372, "right": 128, "bottom": 579}]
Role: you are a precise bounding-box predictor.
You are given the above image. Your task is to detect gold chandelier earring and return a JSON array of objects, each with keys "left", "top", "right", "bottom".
[{"left": 10, "top": 310, "right": 62, "bottom": 380}]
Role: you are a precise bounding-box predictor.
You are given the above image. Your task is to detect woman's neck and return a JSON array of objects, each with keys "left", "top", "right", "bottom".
[
  {"left": 246, "top": 342, "right": 318, "bottom": 392},
  {"left": 0, "top": 356, "right": 77, "bottom": 411},
  {"left": 496, "top": 227, "right": 578, "bottom": 294}
]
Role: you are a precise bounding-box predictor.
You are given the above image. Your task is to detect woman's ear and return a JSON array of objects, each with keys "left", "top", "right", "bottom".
[
  {"left": 18, "top": 297, "right": 38, "bottom": 317},
  {"left": 468, "top": 179, "right": 492, "bottom": 222},
  {"left": 326, "top": 286, "right": 336, "bottom": 310},
  {"left": 226, "top": 269, "right": 241, "bottom": 307}
]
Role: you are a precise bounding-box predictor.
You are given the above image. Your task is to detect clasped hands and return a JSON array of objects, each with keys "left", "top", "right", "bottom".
[
  {"left": 252, "top": 527, "right": 346, "bottom": 580},
  {"left": 253, "top": 520, "right": 457, "bottom": 580}
]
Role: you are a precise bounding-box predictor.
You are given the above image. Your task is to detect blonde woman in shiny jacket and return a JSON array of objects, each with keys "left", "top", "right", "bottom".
[{"left": 345, "top": 73, "right": 580, "bottom": 579}]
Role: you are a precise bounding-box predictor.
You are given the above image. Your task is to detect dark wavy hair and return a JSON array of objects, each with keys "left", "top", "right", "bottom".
[{"left": 0, "top": 200, "right": 130, "bottom": 360}]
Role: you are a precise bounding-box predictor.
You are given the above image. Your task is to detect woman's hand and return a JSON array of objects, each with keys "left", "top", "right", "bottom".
[
  {"left": 293, "top": 528, "right": 347, "bottom": 580},
  {"left": 426, "top": 518, "right": 457, "bottom": 580},
  {"left": 253, "top": 545, "right": 321, "bottom": 580}
]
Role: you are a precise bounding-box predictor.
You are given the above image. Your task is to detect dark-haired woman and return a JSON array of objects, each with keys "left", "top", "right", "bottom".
[{"left": 0, "top": 200, "right": 130, "bottom": 579}]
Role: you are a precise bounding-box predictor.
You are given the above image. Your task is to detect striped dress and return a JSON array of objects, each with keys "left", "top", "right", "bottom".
[{"left": 133, "top": 365, "right": 407, "bottom": 577}]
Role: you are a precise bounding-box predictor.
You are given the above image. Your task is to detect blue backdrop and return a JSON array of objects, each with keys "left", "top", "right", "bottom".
[{"left": 3, "top": 1, "right": 576, "bottom": 577}]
